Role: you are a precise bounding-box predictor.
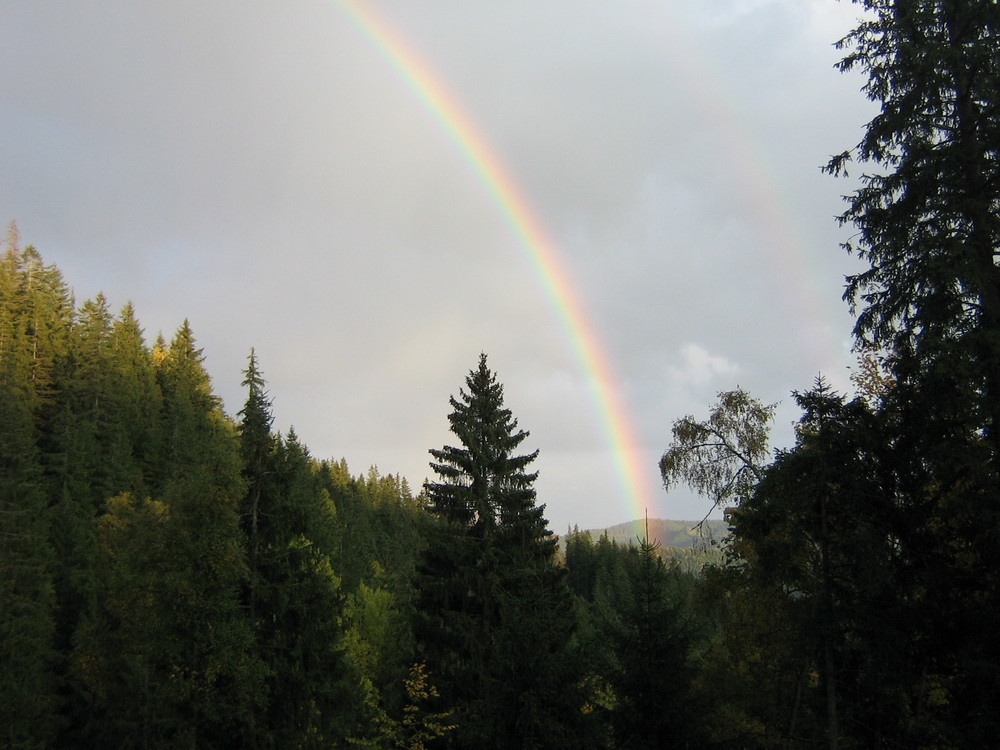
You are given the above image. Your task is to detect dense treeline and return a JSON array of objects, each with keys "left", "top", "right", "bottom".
[
  {"left": 0, "top": 239, "right": 714, "bottom": 748},
  {"left": 0, "top": 237, "right": 430, "bottom": 748},
  {"left": 660, "top": 1, "right": 1000, "bottom": 746},
  {"left": 5, "top": 2, "right": 1000, "bottom": 747}
]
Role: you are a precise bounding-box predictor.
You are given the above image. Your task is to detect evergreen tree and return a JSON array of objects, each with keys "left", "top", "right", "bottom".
[
  {"left": 314, "top": 459, "right": 428, "bottom": 732},
  {"left": 564, "top": 528, "right": 599, "bottom": 600},
  {"left": 74, "top": 322, "right": 257, "bottom": 749},
  {"left": 825, "top": 3, "right": 1000, "bottom": 743},
  {"left": 9, "top": 244, "right": 74, "bottom": 423},
  {"left": 157, "top": 320, "right": 227, "bottom": 473},
  {"left": 417, "top": 354, "right": 589, "bottom": 749},
  {"left": 237, "top": 352, "right": 359, "bottom": 748},
  {"left": 828, "top": 1, "right": 1000, "bottom": 457},
  {"left": 0, "top": 319, "right": 58, "bottom": 750},
  {"left": 0, "top": 239, "right": 88, "bottom": 748},
  {"left": 64, "top": 294, "right": 118, "bottom": 501},
  {"left": 107, "top": 302, "right": 162, "bottom": 493},
  {"left": 567, "top": 529, "right": 711, "bottom": 749},
  {"left": 607, "top": 533, "right": 696, "bottom": 750},
  {"left": 726, "top": 383, "right": 904, "bottom": 748},
  {"left": 237, "top": 349, "right": 275, "bottom": 641}
]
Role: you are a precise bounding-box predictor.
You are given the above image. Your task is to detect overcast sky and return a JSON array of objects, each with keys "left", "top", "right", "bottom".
[{"left": 2, "top": 0, "right": 876, "bottom": 531}]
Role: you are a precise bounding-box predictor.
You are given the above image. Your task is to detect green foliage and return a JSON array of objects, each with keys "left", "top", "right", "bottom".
[
  {"left": 578, "top": 517, "right": 728, "bottom": 550},
  {"left": 828, "top": 0, "right": 1000, "bottom": 454},
  {"left": 723, "top": 383, "right": 895, "bottom": 747},
  {"left": 417, "top": 354, "right": 591, "bottom": 749},
  {"left": 74, "top": 489, "right": 257, "bottom": 750},
  {"left": 660, "top": 389, "right": 775, "bottom": 513},
  {"left": 822, "top": 2, "right": 1000, "bottom": 744},
  {"left": 426, "top": 354, "right": 544, "bottom": 540},
  {"left": 714, "top": 373, "right": 998, "bottom": 748},
  {"left": 608, "top": 536, "right": 697, "bottom": 749},
  {"left": 360, "top": 662, "right": 456, "bottom": 750},
  {"left": 109, "top": 302, "right": 163, "bottom": 484},
  {"left": 17, "top": 33, "right": 1000, "bottom": 740},
  {"left": 0, "top": 339, "right": 59, "bottom": 750},
  {"left": 344, "top": 580, "right": 402, "bottom": 696},
  {"left": 569, "top": 518, "right": 727, "bottom": 574},
  {"left": 237, "top": 353, "right": 361, "bottom": 748},
  {"left": 0, "top": 236, "right": 74, "bottom": 422},
  {"left": 395, "top": 663, "right": 457, "bottom": 750},
  {"left": 47, "top": 315, "right": 259, "bottom": 748},
  {"left": 565, "top": 528, "right": 716, "bottom": 748},
  {"left": 318, "top": 461, "right": 427, "bottom": 727}
]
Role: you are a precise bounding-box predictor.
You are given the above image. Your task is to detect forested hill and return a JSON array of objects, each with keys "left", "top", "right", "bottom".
[
  {"left": 0, "top": 239, "right": 726, "bottom": 747},
  {"left": 582, "top": 518, "right": 728, "bottom": 549}
]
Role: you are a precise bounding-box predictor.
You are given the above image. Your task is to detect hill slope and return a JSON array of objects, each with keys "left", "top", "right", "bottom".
[{"left": 581, "top": 518, "right": 728, "bottom": 549}]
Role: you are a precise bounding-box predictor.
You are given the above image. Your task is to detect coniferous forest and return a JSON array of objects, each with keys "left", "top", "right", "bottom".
[{"left": 4, "top": 2, "right": 1000, "bottom": 748}]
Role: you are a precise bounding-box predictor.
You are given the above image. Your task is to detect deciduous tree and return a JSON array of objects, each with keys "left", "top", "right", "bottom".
[{"left": 659, "top": 388, "right": 775, "bottom": 517}]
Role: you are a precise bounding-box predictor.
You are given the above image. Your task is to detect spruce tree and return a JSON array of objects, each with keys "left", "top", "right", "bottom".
[
  {"left": 825, "top": 3, "right": 1000, "bottom": 743},
  {"left": 237, "top": 348, "right": 275, "bottom": 639},
  {"left": 0, "top": 326, "right": 58, "bottom": 750},
  {"left": 606, "top": 535, "right": 696, "bottom": 750},
  {"left": 417, "top": 354, "right": 589, "bottom": 749},
  {"left": 54, "top": 294, "right": 121, "bottom": 515},
  {"left": 107, "top": 301, "right": 162, "bottom": 492},
  {"left": 237, "top": 352, "right": 359, "bottom": 748},
  {"left": 9, "top": 244, "right": 74, "bottom": 423},
  {"left": 827, "top": 0, "right": 1000, "bottom": 458}
]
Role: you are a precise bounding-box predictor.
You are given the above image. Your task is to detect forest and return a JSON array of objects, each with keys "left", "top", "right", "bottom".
[{"left": 3, "top": 2, "right": 1000, "bottom": 748}]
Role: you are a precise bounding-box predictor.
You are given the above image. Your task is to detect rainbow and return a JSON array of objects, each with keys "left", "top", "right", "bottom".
[{"left": 330, "top": 0, "right": 657, "bottom": 520}]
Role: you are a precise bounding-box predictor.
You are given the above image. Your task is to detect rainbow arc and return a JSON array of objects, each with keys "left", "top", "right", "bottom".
[{"left": 332, "top": 0, "right": 657, "bottom": 521}]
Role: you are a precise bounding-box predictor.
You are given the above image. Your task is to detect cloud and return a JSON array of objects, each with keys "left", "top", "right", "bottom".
[
  {"left": 0, "top": 0, "right": 873, "bottom": 530},
  {"left": 668, "top": 343, "right": 740, "bottom": 386}
]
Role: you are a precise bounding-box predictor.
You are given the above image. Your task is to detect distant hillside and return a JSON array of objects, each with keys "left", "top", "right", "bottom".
[{"left": 580, "top": 518, "right": 729, "bottom": 549}]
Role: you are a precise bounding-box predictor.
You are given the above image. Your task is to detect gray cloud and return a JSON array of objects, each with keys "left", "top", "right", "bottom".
[{"left": 1, "top": 0, "right": 874, "bottom": 530}]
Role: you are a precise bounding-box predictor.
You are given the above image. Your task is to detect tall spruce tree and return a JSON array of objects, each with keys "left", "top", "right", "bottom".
[
  {"left": 237, "top": 352, "right": 359, "bottom": 748},
  {"left": 825, "top": 3, "right": 1000, "bottom": 744},
  {"left": 827, "top": 0, "right": 1000, "bottom": 455},
  {"left": 238, "top": 349, "right": 275, "bottom": 640},
  {"left": 0, "top": 304, "right": 58, "bottom": 750},
  {"left": 107, "top": 302, "right": 162, "bottom": 493},
  {"left": 417, "top": 354, "right": 590, "bottom": 749}
]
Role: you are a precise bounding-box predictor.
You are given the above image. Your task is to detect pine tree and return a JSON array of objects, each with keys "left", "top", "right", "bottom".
[
  {"left": 607, "top": 533, "right": 696, "bottom": 750},
  {"left": 417, "top": 354, "right": 589, "bottom": 749},
  {"left": 237, "top": 353, "right": 359, "bottom": 748},
  {"left": 0, "top": 327, "right": 59, "bottom": 750},
  {"left": 827, "top": 0, "right": 1000, "bottom": 457},
  {"left": 107, "top": 301, "right": 162, "bottom": 492},
  {"left": 74, "top": 322, "right": 257, "bottom": 748},
  {"left": 824, "top": 3, "right": 1000, "bottom": 744}
]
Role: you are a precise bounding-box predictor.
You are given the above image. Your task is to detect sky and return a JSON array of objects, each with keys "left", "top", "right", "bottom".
[{"left": 1, "top": 0, "right": 877, "bottom": 532}]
